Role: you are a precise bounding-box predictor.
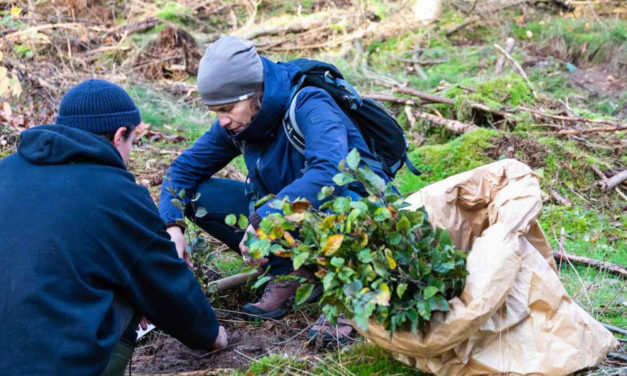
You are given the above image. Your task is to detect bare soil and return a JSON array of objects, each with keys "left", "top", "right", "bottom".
[{"left": 131, "top": 310, "right": 326, "bottom": 374}]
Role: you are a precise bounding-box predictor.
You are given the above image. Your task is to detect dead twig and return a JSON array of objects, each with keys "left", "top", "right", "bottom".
[
  {"left": 383, "top": 53, "right": 448, "bottom": 66},
  {"left": 495, "top": 37, "right": 515, "bottom": 74},
  {"left": 549, "top": 188, "right": 572, "bottom": 207},
  {"left": 493, "top": 43, "right": 537, "bottom": 98},
  {"left": 445, "top": 16, "right": 480, "bottom": 37},
  {"left": 553, "top": 251, "right": 627, "bottom": 279}
]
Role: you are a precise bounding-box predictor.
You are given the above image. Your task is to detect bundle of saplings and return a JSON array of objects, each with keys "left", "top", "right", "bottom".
[{"left": 227, "top": 149, "right": 467, "bottom": 336}]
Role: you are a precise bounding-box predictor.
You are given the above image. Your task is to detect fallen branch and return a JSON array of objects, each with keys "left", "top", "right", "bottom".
[
  {"left": 591, "top": 165, "right": 627, "bottom": 200},
  {"left": 521, "top": 107, "right": 624, "bottom": 127},
  {"left": 445, "top": 16, "right": 480, "bottom": 37},
  {"left": 494, "top": 43, "right": 537, "bottom": 98},
  {"left": 207, "top": 269, "right": 262, "bottom": 292},
  {"left": 414, "top": 110, "right": 480, "bottom": 134},
  {"left": 546, "top": 126, "right": 627, "bottom": 136},
  {"left": 363, "top": 93, "right": 422, "bottom": 106},
  {"left": 385, "top": 84, "right": 513, "bottom": 119},
  {"left": 553, "top": 251, "right": 627, "bottom": 279},
  {"left": 599, "top": 169, "right": 627, "bottom": 192},
  {"left": 238, "top": 19, "right": 324, "bottom": 40},
  {"left": 603, "top": 323, "right": 627, "bottom": 337},
  {"left": 495, "top": 37, "right": 515, "bottom": 74}
]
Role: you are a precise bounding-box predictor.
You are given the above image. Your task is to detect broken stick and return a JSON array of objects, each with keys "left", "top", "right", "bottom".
[
  {"left": 493, "top": 43, "right": 537, "bottom": 98},
  {"left": 553, "top": 251, "right": 627, "bottom": 279},
  {"left": 599, "top": 169, "right": 627, "bottom": 192},
  {"left": 495, "top": 37, "right": 515, "bottom": 74}
]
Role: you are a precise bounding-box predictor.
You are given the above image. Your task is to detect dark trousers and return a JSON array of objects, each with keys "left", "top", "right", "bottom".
[{"left": 186, "top": 178, "right": 293, "bottom": 276}]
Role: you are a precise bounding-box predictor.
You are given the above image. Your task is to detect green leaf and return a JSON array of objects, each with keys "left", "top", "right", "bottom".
[
  {"left": 178, "top": 189, "right": 186, "bottom": 199},
  {"left": 424, "top": 286, "right": 438, "bottom": 299},
  {"left": 346, "top": 148, "right": 361, "bottom": 170},
  {"left": 374, "top": 207, "right": 392, "bottom": 222},
  {"left": 330, "top": 256, "right": 345, "bottom": 268},
  {"left": 191, "top": 192, "right": 201, "bottom": 202},
  {"left": 372, "top": 261, "right": 390, "bottom": 278},
  {"left": 388, "top": 232, "right": 403, "bottom": 245},
  {"left": 225, "top": 214, "right": 237, "bottom": 226},
  {"left": 433, "top": 260, "right": 455, "bottom": 274},
  {"left": 317, "top": 186, "right": 335, "bottom": 200},
  {"left": 357, "top": 249, "right": 374, "bottom": 263},
  {"left": 171, "top": 198, "right": 184, "bottom": 212},
  {"left": 295, "top": 283, "right": 314, "bottom": 306},
  {"left": 397, "top": 283, "right": 408, "bottom": 298},
  {"left": 332, "top": 196, "right": 351, "bottom": 214},
  {"left": 253, "top": 275, "right": 272, "bottom": 290},
  {"left": 237, "top": 214, "right": 249, "bottom": 229},
  {"left": 293, "top": 251, "right": 310, "bottom": 270},
  {"left": 254, "top": 194, "right": 276, "bottom": 208},
  {"left": 333, "top": 172, "right": 355, "bottom": 186},
  {"left": 395, "top": 216, "right": 411, "bottom": 231},
  {"left": 195, "top": 206, "right": 208, "bottom": 218}
]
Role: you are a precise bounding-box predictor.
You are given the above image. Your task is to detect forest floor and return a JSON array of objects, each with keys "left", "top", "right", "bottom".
[{"left": 1, "top": 0, "right": 625, "bottom": 375}]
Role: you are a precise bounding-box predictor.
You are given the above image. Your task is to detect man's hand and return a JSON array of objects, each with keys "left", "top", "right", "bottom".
[
  {"left": 213, "top": 326, "right": 228, "bottom": 350},
  {"left": 239, "top": 224, "right": 268, "bottom": 268},
  {"left": 167, "top": 225, "right": 192, "bottom": 268}
]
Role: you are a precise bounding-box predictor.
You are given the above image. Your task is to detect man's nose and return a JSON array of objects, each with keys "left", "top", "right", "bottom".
[{"left": 218, "top": 114, "right": 231, "bottom": 127}]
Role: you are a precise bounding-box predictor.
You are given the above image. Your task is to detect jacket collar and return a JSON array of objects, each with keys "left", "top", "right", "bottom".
[{"left": 234, "top": 57, "right": 301, "bottom": 142}]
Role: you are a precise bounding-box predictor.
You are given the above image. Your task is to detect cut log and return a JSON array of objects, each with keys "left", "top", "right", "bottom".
[
  {"left": 207, "top": 270, "right": 262, "bottom": 292},
  {"left": 553, "top": 251, "right": 627, "bottom": 279}
]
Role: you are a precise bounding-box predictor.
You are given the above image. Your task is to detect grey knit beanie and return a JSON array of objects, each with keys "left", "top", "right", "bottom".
[{"left": 197, "top": 35, "right": 264, "bottom": 106}]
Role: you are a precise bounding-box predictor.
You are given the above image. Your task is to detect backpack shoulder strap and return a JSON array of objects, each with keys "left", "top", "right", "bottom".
[{"left": 283, "top": 88, "right": 306, "bottom": 155}]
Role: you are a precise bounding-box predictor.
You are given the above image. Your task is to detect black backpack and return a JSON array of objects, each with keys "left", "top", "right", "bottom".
[{"left": 282, "top": 58, "right": 421, "bottom": 179}]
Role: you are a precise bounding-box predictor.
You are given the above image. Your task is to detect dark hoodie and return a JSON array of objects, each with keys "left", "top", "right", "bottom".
[{"left": 0, "top": 125, "right": 218, "bottom": 376}]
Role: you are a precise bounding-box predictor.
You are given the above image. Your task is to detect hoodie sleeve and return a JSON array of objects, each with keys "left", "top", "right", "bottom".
[
  {"left": 254, "top": 87, "right": 348, "bottom": 220},
  {"left": 124, "top": 231, "right": 219, "bottom": 350},
  {"left": 159, "top": 121, "right": 240, "bottom": 225}
]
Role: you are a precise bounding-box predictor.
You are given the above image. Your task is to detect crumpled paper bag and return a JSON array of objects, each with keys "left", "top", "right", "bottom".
[{"left": 354, "top": 159, "right": 617, "bottom": 376}]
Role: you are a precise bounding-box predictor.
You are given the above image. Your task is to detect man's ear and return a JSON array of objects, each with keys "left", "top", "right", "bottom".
[{"left": 112, "top": 127, "right": 128, "bottom": 147}]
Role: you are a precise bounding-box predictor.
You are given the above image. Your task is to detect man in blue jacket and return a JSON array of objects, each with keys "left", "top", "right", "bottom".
[
  {"left": 159, "top": 35, "right": 388, "bottom": 336},
  {"left": 0, "top": 79, "right": 226, "bottom": 376}
]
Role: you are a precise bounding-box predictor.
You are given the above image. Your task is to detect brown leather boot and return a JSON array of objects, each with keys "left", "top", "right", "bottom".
[{"left": 243, "top": 268, "right": 320, "bottom": 319}]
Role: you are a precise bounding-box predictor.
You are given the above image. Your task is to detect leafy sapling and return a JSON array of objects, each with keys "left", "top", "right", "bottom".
[{"left": 227, "top": 149, "right": 468, "bottom": 338}]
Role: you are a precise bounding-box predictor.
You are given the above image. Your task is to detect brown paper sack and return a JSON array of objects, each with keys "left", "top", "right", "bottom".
[{"left": 354, "top": 159, "right": 617, "bottom": 376}]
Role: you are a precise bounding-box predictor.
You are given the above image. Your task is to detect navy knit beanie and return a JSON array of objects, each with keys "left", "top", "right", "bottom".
[{"left": 55, "top": 79, "right": 141, "bottom": 134}]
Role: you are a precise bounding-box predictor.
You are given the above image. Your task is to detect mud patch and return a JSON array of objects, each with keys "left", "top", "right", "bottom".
[
  {"left": 131, "top": 311, "right": 325, "bottom": 374},
  {"left": 570, "top": 66, "right": 626, "bottom": 97},
  {"left": 485, "top": 133, "right": 548, "bottom": 168}
]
